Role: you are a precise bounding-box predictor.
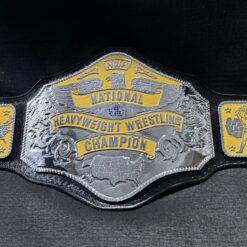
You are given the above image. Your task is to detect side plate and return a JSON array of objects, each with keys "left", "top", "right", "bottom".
[
  {"left": 219, "top": 101, "right": 247, "bottom": 157},
  {"left": 0, "top": 104, "right": 15, "bottom": 158}
]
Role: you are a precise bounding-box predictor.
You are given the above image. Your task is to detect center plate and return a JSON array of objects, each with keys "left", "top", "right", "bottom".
[{"left": 21, "top": 52, "right": 214, "bottom": 202}]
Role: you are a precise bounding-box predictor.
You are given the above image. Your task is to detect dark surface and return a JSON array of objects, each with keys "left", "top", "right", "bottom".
[
  {"left": 1, "top": 168, "right": 247, "bottom": 247},
  {"left": 0, "top": 0, "right": 247, "bottom": 246}
]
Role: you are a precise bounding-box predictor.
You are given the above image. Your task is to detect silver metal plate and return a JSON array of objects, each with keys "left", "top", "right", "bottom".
[{"left": 21, "top": 52, "right": 214, "bottom": 202}]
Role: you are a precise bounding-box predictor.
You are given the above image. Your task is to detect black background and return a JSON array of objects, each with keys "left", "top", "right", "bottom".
[{"left": 0, "top": 1, "right": 247, "bottom": 246}]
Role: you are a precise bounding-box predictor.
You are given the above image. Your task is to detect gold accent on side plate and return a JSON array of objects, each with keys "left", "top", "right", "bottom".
[
  {"left": 0, "top": 104, "right": 15, "bottom": 158},
  {"left": 219, "top": 101, "right": 247, "bottom": 157}
]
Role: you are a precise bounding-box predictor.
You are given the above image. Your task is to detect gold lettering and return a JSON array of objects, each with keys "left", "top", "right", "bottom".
[{"left": 76, "top": 134, "right": 157, "bottom": 159}]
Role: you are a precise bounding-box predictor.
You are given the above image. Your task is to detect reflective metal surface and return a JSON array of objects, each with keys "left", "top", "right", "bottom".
[{"left": 21, "top": 52, "right": 214, "bottom": 202}]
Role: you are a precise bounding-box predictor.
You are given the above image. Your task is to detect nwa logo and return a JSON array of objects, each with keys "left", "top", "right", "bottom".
[{"left": 21, "top": 53, "right": 214, "bottom": 202}]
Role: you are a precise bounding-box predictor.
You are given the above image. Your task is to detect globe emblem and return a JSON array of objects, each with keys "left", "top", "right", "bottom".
[{"left": 108, "top": 103, "right": 126, "bottom": 118}]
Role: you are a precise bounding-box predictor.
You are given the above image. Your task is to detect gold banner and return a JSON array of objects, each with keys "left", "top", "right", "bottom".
[
  {"left": 50, "top": 111, "right": 184, "bottom": 134},
  {"left": 76, "top": 134, "right": 157, "bottom": 159},
  {"left": 71, "top": 88, "right": 163, "bottom": 107}
]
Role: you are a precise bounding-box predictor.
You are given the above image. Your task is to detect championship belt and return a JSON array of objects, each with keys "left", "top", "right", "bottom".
[{"left": 1, "top": 51, "right": 246, "bottom": 210}]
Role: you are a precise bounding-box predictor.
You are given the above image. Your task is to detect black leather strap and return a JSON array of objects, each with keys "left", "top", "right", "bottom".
[{"left": 0, "top": 51, "right": 245, "bottom": 210}]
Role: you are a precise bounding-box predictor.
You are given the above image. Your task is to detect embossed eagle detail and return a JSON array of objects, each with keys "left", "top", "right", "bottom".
[{"left": 106, "top": 72, "right": 126, "bottom": 89}]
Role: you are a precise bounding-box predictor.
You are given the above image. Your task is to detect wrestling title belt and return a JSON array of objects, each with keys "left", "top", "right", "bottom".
[{"left": 1, "top": 51, "right": 246, "bottom": 209}]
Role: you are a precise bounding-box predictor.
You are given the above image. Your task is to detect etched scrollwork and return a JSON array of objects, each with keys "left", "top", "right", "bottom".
[
  {"left": 26, "top": 89, "right": 78, "bottom": 167},
  {"left": 48, "top": 133, "right": 77, "bottom": 167},
  {"left": 157, "top": 134, "right": 185, "bottom": 161},
  {"left": 27, "top": 90, "right": 58, "bottom": 150},
  {"left": 177, "top": 94, "right": 208, "bottom": 149}
]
